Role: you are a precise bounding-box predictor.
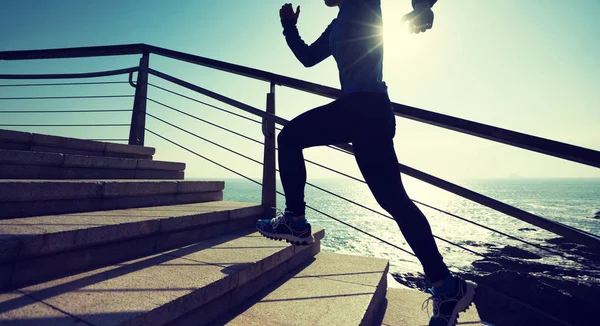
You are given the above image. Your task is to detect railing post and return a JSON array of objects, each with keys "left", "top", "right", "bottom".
[
  {"left": 261, "top": 82, "right": 277, "bottom": 219},
  {"left": 128, "top": 51, "right": 150, "bottom": 146}
]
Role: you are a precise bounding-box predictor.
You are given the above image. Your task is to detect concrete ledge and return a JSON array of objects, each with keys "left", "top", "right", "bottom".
[
  {"left": 0, "top": 129, "right": 156, "bottom": 159},
  {"left": 63, "top": 154, "right": 137, "bottom": 169},
  {"left": 136, "top": 159, "right": 185, "bottom": 171},
  {"left": 32, "top": 133, "right": 106, "bottom": 152},
  {"left": 103, "top": 180, "right": 178, "bottom": 198},
  {"left": 0, "top": 165, "right": 188, "bottom": 180},
  {"left": 0, "top": 202, "right": 264, "bottom": 290},
  {"left": 103, "top": 151, "right": 153, "bottom": 159},
  {"left": 101, "top": 191, "right": 223, "bottom": 211},
  {"left": 0, "top": 150, "right": 64, "bottom": 166},
  {"left": 105, "top": 142, "right": 155, "bottom": 156},
  {"left": 178, "top": 180, "right": 225, "bottom": 193},
  {"left": 176, "top": 243, "right": 320, "bottom": 326},
  {"left": 0, "top": 180, "right": 225, "bottom": 203},
  {"left": 0, "top": 201, "right": 262, "bottom": 261},
  {"left": 0, "top": 142, "right": 30, "bottom": 151},
  {"left": 30, "top": 145, "right": 102, "bottom": 157},
  {"left": 11, "top": 235, "right": 160, "bottom": 288},
  {"left": 134, "top": 169, "right": 184, "bottom": 180},
  {"left": 0, "top": 180, "right": 104, "bottom": 203},
  {"left": 0, "top": 129, "right": 33, "bottom": 143},
  {"left": 0, "top": 149, "right": 186, "bottom": 180},
  {"left": 0, "top": 164, "right": 62, "bottom": 179},
  {"left": 1, "top": 191, "right": 224, "bottom": 219},
  {"left": 60, "top": 167, "right": 136, "bottom": 179},
  {"left": 221, "top": 252, "right": 388, "bottom": 326},
  {"left": 16, "top": 228, "right": 320, "bottom": 326}
]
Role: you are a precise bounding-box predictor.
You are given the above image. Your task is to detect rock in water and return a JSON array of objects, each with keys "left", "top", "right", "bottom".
[
  {"left": 499, "top": 245, "right": 542, "bottom": 260},
  {"left": 594, "top": 211, "right": 600, "bottom": 219},
  {"left": 471, "top": 261, "right": 502, "bottom": 273},
  {"left": 518, "top": 227, "right": 537, "bottom": 232}
]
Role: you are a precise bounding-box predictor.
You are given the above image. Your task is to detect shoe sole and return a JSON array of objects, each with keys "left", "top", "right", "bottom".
[
  {"left": 257, "top": 229, "right": 314, "bottom": 246},
  {"left": 448, "top": 280, "right": 477, "bottom": 326}
]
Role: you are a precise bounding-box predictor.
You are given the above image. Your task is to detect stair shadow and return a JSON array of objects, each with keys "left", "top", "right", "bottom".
[
  {"left": 213, "top": 256, "right": 389, "bottom": 324},
  {"left": 213, "top": 256, "right": 318, "bottom": 324},
  {"left": 0, "top": 311, "right": 146, "bottom": 326},
  {"left": 471, "top": 284, "right": 567, "bottom": 326},
  {"left": 259, "top": 292, "right": 374, "bottom": 303},
  {"left": 0, "top": 229, "right": 256, "bottom": 315}
]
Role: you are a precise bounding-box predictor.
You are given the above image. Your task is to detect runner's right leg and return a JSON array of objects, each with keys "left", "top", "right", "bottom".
[{"left": 256, "top": 97, "right": 355, "bottom": 244}]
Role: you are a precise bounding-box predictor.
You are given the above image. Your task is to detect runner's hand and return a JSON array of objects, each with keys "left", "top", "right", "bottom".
[
  {"left": 280, "top": 3, "right": 300, "bottom": 23},
  {"left": 400, "top": 2, "right": 434, "bottom": 34}
]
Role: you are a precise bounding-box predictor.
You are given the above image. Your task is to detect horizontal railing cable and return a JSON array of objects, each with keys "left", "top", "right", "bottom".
[
  {"left": 147, "top": 99, "right": 589, "bottom": 265},
  {"left": 148, "top": 82, "right": 262, "bottom": 125},
  {"left": 317, "top": 150, "right": 597, "bottom": 265},
  {"left": 410, "top": 199, "right": 597, "bottom": 267},
  {"left": 301, "top": 160, "right": 588, "bottom": 263},
  {"left": 329, "top": 144, "right": 600, "bottom": 250},
  {"left": 304, "top": 164, "right": 593, "bottom": 265},
  {"left": 146, "top": 129, "right": 264, "bottom": 187},
  {"left": 148, "top": 98, "right": 263, "bottom": 145},
  {"left": 148, "top": 127, "right": 572, "bottom": 326},
  {"left": 147, "top": 86, "right": 353, "bottom": 156},
  {"left": 2, "top": 44, "right": 597, "bottom": 168},
  {"left": 144, "top": 128, "right": 417, "bottom": 257},
  {"left": 143, "top": 77, "right": 600, "bottom": 244},
  {"left": 302, "top": 203, "right": 417, "bottom": 257},
  {"left": 146, "top": 112, "right": 263, "bottom": 165},
  {"left": 147, "top": 113, "right": 481, "bottom": 257},
  {"left": 145, "top": 102, "right": 583, "bottom": 261},
  {"left": 0, "top": 95, "right": 133, "bottom": 100},
  {"left": 0, "top": 109, "right": 131, "bottom": 113},
  {"left": 145, "top": 123, "right": 537, "bottom": 261},
  {"left": 0, "top": 81, "right": 129, "bottom": 87},
  {"left": 148, "top": 97, "right": 356, "bottom": 158},
  {"left": 89, "top": 139, "right": 128, "bottom": 141},
  {"left": 301, "top": 182, "right": 484, "bottom": 257}
]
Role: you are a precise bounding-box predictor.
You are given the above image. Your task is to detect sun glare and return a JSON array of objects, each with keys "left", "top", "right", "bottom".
[{"left": 383, "top": 17, "right": 421, "bottom": 61}]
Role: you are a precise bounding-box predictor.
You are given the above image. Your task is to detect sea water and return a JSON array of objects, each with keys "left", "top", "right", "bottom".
[{"left": 199, "top": 177, "right": 600, "bottom": 275}]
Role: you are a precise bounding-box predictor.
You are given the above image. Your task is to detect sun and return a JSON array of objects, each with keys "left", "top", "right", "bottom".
[
  {"left": 383, "top": 17, "right": 421, "bottom": 59},
  {"left": 381, "top": 2, "right": 425, "bottom": 64}
]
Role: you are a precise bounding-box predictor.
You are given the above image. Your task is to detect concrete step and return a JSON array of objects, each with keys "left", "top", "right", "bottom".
[
  {"left": 0, "top": 180, "right": 223, "bottom": 218},
  {"left": 216, "top": 252, "right": 389, "bottom": 326},
  {"left": 380, "top": 287, "right": 484, "bottom": 325},
  {"left": 0, "top": 149, "right": 185, "bottom": 180},
  {"left": 0, "top": 228, "right": 325, "bottom": 326},
  {"left": 0, "top": 201, "right": 264, "bottom": 289},
  {"left": 0, "top": 129, "right": 155, "bottom": 159}
]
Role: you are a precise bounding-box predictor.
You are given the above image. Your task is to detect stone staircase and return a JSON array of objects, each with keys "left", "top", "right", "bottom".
[
  {"left": 0, "top": 129, "right": 183, "bottom": 180},
  {"left": 0, "top": 130, "right": 399, "bottom": 326},
  {"left": 0, "top": 130, "right": 488, "bottom": 325}
]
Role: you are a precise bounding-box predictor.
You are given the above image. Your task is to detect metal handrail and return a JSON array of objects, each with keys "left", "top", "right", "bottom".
[
  {"left": 2, "top": 43, "right": 599, "bottom": 249},
  {"left": 143, "top": 67, "right": 600, "bottom": 250},
  {"left": 1, "top": 44, "right": 598, "bottom": 168},
  {"left": 1, "top": 43, "right": 591, "bottom": 326},
  {"left": 0, "top": 67, "right": 139, "bottom": 80},
  {"left": 145, "top": 95, "right": 597, "bottom": 267}
]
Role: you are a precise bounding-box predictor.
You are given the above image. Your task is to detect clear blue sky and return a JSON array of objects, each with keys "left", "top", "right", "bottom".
[{"left": 1, "top": 0, "right": 599, "bottom": 181}]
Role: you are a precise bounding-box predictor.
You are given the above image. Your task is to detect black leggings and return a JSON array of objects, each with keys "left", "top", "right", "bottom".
[{"left": 277, "top": 92, "right": 450, "bottom": 282}]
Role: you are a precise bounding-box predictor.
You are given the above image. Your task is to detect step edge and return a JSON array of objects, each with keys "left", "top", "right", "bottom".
[
  {"left": 19, "top": 228, "right": 321, "bottom": 326},
  {"left": 1, "top": 202, "right": 263, "bottom": 262}
]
